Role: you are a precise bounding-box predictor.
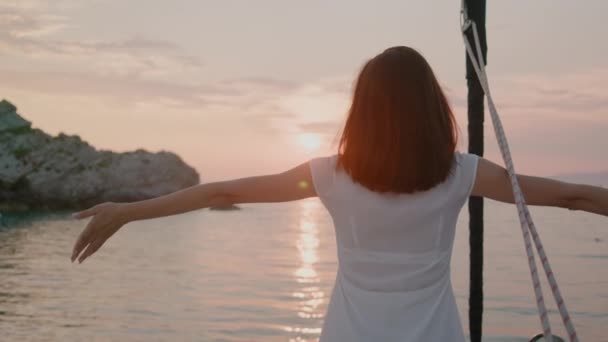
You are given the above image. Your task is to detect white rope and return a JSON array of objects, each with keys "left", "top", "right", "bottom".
[{"left": 460, "top": 4, "right": 579, "bottom": 342}]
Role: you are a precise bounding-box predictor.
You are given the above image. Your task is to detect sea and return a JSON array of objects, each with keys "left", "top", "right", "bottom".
[{"left": 0, "top": 199, "right": 606, "bottom": 341}]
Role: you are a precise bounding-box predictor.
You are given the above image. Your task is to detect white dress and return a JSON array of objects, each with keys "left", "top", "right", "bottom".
[{"left": 309, "top": 152, "right": 479, "bottom": 342}]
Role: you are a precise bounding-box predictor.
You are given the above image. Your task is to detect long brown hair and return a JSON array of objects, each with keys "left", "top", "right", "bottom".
[{"left": 338, "top": 46, "right": 458, "bottom": 193}]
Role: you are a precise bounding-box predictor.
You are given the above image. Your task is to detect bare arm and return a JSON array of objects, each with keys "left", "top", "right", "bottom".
[
  {"left": 121, "top": 161, "right": 316, "bottom": 222},
  {"left": 70, "top": 161, "right": 316, "bottom": 263},
  {"left": 471, "top": 157, "right": 608, "bottom": 216}
]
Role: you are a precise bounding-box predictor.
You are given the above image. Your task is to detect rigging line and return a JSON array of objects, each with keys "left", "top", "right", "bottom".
[{"left": 460, "top": 16, "right": 579, "bottom": 342}]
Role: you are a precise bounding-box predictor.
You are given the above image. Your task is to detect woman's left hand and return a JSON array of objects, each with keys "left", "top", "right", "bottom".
[{"left": 71, "top": 202, "right": 130, "bottom": 264}]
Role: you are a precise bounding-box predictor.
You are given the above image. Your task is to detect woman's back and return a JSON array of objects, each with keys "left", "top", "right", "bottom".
[{"left": 311, "top": 152, "right": 479, "bottom": 341}]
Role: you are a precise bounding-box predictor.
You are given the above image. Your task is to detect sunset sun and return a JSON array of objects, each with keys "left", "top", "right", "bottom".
[{"left": 297, "top": 133, "right": 322, "bottom": 152}]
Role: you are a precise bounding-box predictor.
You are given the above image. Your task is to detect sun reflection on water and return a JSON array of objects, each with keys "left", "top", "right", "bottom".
[{"left": 285, "top": 199, "right": 325, "bottom": 341}]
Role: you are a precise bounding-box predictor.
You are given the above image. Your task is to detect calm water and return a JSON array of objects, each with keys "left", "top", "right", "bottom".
[{"left": 0, "top": 199, "right": 606, "bottom": 341}]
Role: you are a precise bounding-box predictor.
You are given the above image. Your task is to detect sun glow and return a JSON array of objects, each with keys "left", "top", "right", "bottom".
[{"left": 298, "top": 133, "right": 322, "bottom": 152}]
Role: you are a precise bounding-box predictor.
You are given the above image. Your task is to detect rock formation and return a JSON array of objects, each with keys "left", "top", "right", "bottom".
[{"left": 0, "top": 99, "right": 200, "bottom": 212}]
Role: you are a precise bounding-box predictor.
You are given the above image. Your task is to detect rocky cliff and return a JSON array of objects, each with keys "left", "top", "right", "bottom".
[{"left": 0, "top": 99, "right": 200, "bottom": 212}]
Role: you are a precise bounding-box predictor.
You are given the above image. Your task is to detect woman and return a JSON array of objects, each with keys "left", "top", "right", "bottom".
[{"left": 71, "top": 46, "right": 608, "bottom": 341}]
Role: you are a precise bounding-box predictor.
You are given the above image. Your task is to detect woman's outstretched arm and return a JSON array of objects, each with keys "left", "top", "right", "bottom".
[
  {"left": 471, "top": 157, "right": 608, "bottom": 216},
  {"left": 71, "top": 161, "right": 315, "bottom": 263},
  {"left": 120, "top": 161, "right": 315, "bottom": 222}
]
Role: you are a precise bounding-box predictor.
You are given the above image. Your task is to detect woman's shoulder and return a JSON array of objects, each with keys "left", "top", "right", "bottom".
[
  {"left": 449, "top": 151, "right": 481, "bottom": 197},
  {"left": 311, "top": 153, "right": 339, "bottom": 164},
  {"left": 454, "top": 150, "right": 480, "bottom": 163},
  {"left": 309, "top": 154, "right": 340, "bottom": 175},
  {"left": 309, "top": 154, "right": 340, "bottom": 197}
]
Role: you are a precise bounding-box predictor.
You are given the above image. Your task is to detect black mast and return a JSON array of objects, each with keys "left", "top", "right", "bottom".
[{"left": 464, "top": 1, "right": 487, "bottom": 342}]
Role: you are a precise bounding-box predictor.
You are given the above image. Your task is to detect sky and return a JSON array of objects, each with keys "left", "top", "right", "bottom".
[{"left": 1, "top": 0, "right": 607, "bottom": 181}]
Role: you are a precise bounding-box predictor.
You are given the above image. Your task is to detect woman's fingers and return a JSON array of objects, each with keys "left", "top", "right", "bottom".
[
  {"left": 77, "top": 238, "right": 106, "bottom": 264},
  {"left": 71, "top": 205, "right": 99, "bottom": 220},
  {"left": 71, "top": 205, "right": 101, "bottom": 261},
  {"left": 72, "top": 225, "right": 91, "bottom": 261},
  {"left": 71, "top": 202, "right": 124, "bottom": 264},
  {"left": 71, "top": 218, "right": 102, "bottom": 262}
]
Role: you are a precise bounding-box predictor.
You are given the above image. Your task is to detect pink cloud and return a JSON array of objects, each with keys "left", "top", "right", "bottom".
[{"left": 0, "top": 2, "right": 203, "bottom": 78}]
